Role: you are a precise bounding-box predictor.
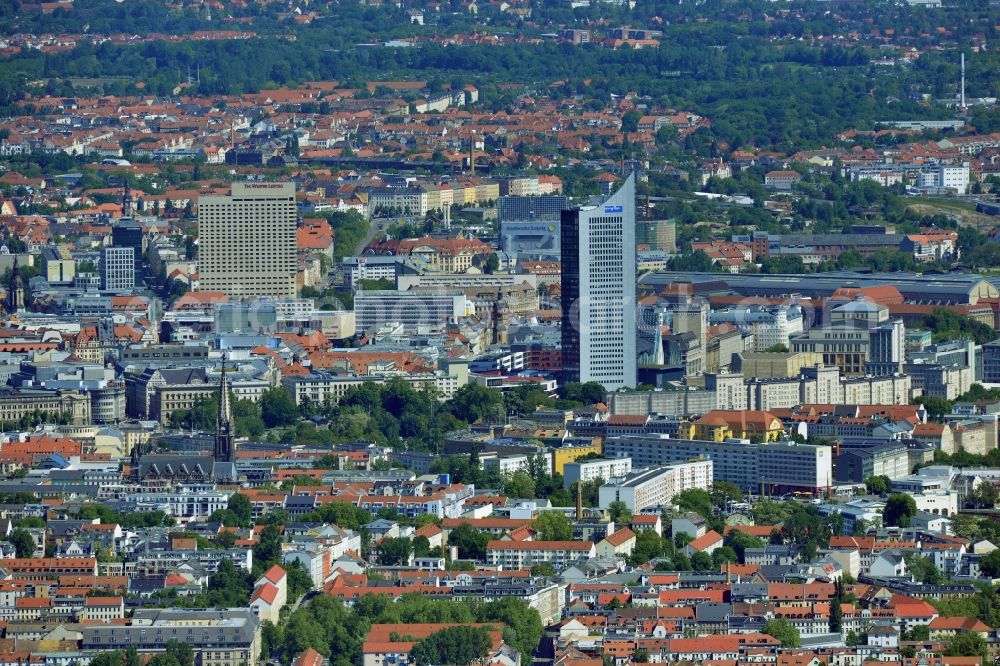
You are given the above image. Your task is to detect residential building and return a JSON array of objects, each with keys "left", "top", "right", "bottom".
[
  {"left": 604, "top": 435, "right": 833, "bottom": 495},
  {"left": 764, "top": 170, "right": 802, "bottom": 190},
  {"left": 562, "top": 458, "right": 633, "bottom": 489},
  {"left": 82, "top": 596, "right": 126, "bottom": 622},
  {"left": 906, "top": 362, "right": 971, "bottom": 400},
  {"left": 596, "top": 528, "right": 637, "bottom": 559},
  {"left": 486, "top": 540, "right": 596, "bottom": 570},
  {"left": 687, "top": 410, "right": 784, "bottom": 442},
  {"left": 671, "top": 513, "right": 706, "bottom": 539},
  {"left": 80, "top": 608, "right": 261, "bottom": 666},
  {"left": 250, "top": 565, "right": 287, "bottom": 624},
  {"left": 598, "top": 461, "right": 713, "bottom": 513}
]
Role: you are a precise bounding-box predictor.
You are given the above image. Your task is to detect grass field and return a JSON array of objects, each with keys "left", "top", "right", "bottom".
[{"left": 906, "top": 197, "right": 999, "bottom": 231}]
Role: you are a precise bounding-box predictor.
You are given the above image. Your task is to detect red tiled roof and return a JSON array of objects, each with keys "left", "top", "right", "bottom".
[
  {"left": 261, "top": 564, "right": 286, "bottom": 585},
  {"left": 687, "top": 530, "right": 723, "bottom": 551},
  {"left": 251, "top": 582, "right": 279, "bottom": 605},
  {"left": 603, "top": 528, "right": 636, "bottom": 547}
]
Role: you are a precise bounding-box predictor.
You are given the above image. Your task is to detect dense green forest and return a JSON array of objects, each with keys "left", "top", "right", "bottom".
[
  {"left": 1, "top": 1, "right": 998, "bottom": 151},
  {"left": 0, "top": 39, "right": 978, "bottom": 151}
]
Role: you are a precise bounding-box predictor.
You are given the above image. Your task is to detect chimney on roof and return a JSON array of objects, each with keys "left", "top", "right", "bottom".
[
  {"left": 961, "top": 52, "right": 966, "bottom": 109},
  {"left": 469, "top": 131, "right": 475, "bottom": 175}
]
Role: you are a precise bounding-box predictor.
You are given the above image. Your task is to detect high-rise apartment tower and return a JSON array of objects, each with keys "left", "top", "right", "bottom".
[{"left": 198, "top": 182, "right": 297, "bottom": 298}]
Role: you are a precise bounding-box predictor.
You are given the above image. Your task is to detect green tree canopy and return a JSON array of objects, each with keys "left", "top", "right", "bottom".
[
  {"left": 864, "top": 475, "right": 891, "bottom": 495},
  {"left": 449, "top": 523, "right": 489, "bottom": 561},
  {"left": 260, "top": 387, "right": 299, "bottom": 428},
  {"left": 884, "top": 494, "right": 917, "bottom": 528},
  {"left": 446, "top": 384, "right": 504, "bottom": 423},
  {"left": 674, "top": 488, "right": 714, "bottom": 520},
  {"left": 904, "top": 553, "right": 945, "bottom": 584},
  {"left": 9, "top": 528, "right": 35, "bottom": 558},
  {"left": 979, "top": 549, "right": 1000, "bottom": 578},
  {"left": 533, "top": 511, "right": 573, "bottom": 541},
  {"left": 762, "top": 618, "right": 801, "bottom": 647},
  {"left": 410, "top": 626, "right": 493, "bottom": 666},
  {"left": 377, "top": 537, "right": 412, "bottom": 566},
  {"left": 228, "top": 492, "right": 253, "bottom": 524},
  {"left": 944, "top": 631, "right": 990, "bottom": 663},
  {"left": 607, "top": 501, "right": 632, "bottom": 525}
]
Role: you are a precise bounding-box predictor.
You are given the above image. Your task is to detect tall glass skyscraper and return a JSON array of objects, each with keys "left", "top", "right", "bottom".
[{"left": 560, "top": 175, "right": 637, "bottom": 390}]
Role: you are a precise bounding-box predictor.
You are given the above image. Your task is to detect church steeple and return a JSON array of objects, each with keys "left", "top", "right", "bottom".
[
  {"left": 122, "top": 180, "right": 133, "bottom": 217},
  {"left": 6, "top": 255, "right": 25, "bottom": 314},
  {"left": 214, "top": 354, "right": 235, "bottom": 463}
]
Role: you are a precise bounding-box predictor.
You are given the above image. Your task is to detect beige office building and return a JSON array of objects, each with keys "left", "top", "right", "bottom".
[{"left": 198, "top": 182, "right": 297, "bottom": 298}]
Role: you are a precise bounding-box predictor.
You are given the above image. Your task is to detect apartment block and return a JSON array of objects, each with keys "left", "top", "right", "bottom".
[
  {"left": 485, "top": 540, "right": 595, "bottom": 569},
  {"left": 604, "top": 435, "right": 833, "bottom": 495},
  {"left": 562, "top": 457, "right": 633, "bottom": 489},
  {"left": 598, "top": 460, "right": 713, "bottom": 513}
]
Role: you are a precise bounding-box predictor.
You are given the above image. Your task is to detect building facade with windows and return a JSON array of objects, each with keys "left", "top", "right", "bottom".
[
  {"left": 80, "top": 608, "right": 261, "bottom": 666},
  {"left": 198, "top": 182, "right": 297, "bottom": 298},
  {"left": 486, "top": 540, "right": 595, "bottom": 569},
  {"left": 560, "top": 175, "right": 636, "bottom": 389},
  {"left": 100, "top": 246, "right": 136, "bottom": 292},
  {"left": 603, "top": 435, "right": 833, "bottom": 495},
  {"left": 598, "top": 460, "right": 713, "bottom": 513}
]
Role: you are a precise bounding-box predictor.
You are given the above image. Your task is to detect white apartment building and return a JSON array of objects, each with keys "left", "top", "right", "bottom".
[
  {"left": 502, "top": 176, "right": 541, "bottom": 196},
  {"left": 486, "top": 540, "right": 595, "bottom": 570},
  {"left": 198, "top": 182, "right": 297, "bottom": 298},
  {"left": 283, "top": 371, "right": 461, "bottom": 406},
  {"left": 918, "top": 164, "right": 970, "bottom": 194},
  {"left": 562, "top": 457, "right": 633, "bottom": 489},
  {"left": 598, "top": 460, "right": 713, "bottom": 513},
  {"left": 484, "top": 451, "right": 553, "bottom": 476},
  {"left": 82, "top": 597, "right": 126, "bottom": 622},
  {"left": 604, "top": 435, "right": 832, "bottom": 495},
  {"left": 367, "top": 187, "right": 430, "bottom": 216},
  {"left": 711, "top": 305, "right": 803, "bottom": 352},
  {"left": 128, "top": 488, "right": 229, "bottom": 520},
  {"left": 840, "top": 373, "right": 912, "bottom": 406}
]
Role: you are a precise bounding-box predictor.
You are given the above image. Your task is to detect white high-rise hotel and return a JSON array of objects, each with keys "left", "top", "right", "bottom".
[
  {"left": 198, "top": 182, "right": 297, "bottom": 298},
  {"left": 560, "top": 175, "right": 637, "bottom": 390}
]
